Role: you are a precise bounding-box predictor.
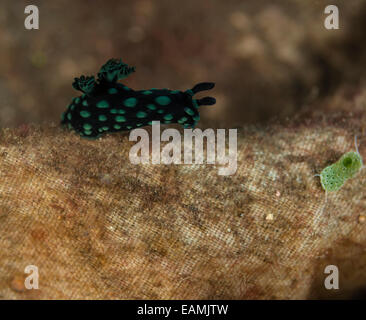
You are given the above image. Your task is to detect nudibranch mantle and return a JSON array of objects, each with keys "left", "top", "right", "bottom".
[{"left": 61, "top": 58, "right": 216, "bottom": 139}]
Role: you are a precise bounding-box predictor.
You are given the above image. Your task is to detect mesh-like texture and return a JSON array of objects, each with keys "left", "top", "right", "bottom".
[{"left": 0, "top": 110, "right": 366, "bottom": 299}]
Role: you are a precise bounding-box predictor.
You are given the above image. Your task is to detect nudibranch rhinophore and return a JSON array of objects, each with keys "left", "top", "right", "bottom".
[{"left": 61, "top": 58, "right": 216, "bottom": 138}]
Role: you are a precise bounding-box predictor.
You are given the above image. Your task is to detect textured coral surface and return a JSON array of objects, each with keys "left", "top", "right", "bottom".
[{"left": 1, "top": 95, "right": 365, "bottom": 299}]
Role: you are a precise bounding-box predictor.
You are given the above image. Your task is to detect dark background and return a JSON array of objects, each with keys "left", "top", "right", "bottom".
[{"left": 1, "top": 0, "right": 366, "bottom": 128}]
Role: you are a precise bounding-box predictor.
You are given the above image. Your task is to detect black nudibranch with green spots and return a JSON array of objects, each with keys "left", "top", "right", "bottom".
[{"left": 61, "top": 58, "right": 216, "bottom": 138}]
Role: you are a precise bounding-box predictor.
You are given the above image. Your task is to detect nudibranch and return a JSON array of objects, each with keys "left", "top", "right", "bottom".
[{"left": 61, "top": 58, "right": 216, "bottom": 138}]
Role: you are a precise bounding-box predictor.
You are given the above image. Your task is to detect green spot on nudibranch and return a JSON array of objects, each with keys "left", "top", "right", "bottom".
[
  {"left": 97, "top": 100, "right": 109, "bottom": 108},
  {"left": 163, "top": 114, "right": 173, "bottom": 121},
  {"left": 147, "top": 104, "right": 156, "bottom": 110},
  {"left": 82, "top": 100, "right": 88, "bottom": 107},
  {"left": 111, "top": 108, "right": 125, "bottom": 114},
  {"left": 99, "top": 115, "right": 107, "bottom": 121},
  {"left": 115, "top": 115, "right": 126, "bottom": 122},
  {"left": 102, "top": 126, "right": 109, "bottom": 131},
  {"left": 157, "top": 109, "right": 164, "bottom": 114},
  {"left": 74, "top": 97, "right": 81, "bottom": 104},
  {"left": 70, "top": 105, "right": 75, "bottom": 111},
  {"left": 142, "top": 90, "right": 153, "bottom": 95},
  {"left": 184, "top": 107, "right": 195, "bottom": 116},
  {"left": 127, "top": 126, "right": 132, "bottom": 129},
  {"left": 171, "top": 90, "right": 180, "bottom": 94},
  {"left": 84, "top": 130, "right": 92, "bottom": 135},
  {"left": 124, "top": 97, "right": 137, "bottom": 107},
  {"left": 67, "top": 113, "right": 72, "bottom": 120},
  {"left": 80, "top": 110, "right": 91, "bottom": 118},
  {"left": 83, "top": 123, "right": 92, "bottom": 130},
  {"left": 114, "top": 124, "right": 122, "bottom": 130},
  {"left": 136, "top": 111, "right": 147, "bottom": 118},
  {"left": 155, "top": 96, "right": 171, "bottom": 106},
  {"left": 178, "top": 117, "right": 188, "bottom": 124},
  {"left": 108, "top": 88, "right": 118, "bottom": 94}
]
